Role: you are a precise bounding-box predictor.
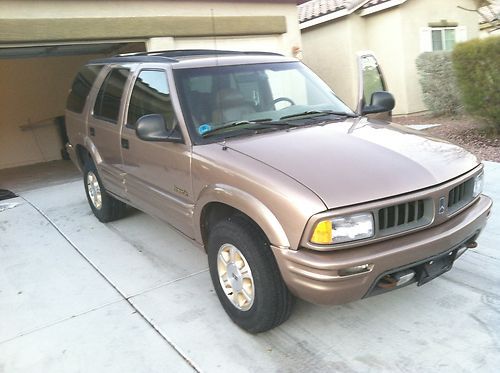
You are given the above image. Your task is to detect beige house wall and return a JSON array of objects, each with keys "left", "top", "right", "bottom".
[
  {"left": 301, "top": 20, "right": 358, "bottom": 109},
  {"left": 399, "top": 0, "right": 480, "bottom": 113},
  {"left": 300, "top": 0, "right": 480, "bottom": 115},
  {"left": 0, "top": 0, "right": 301, "bottom": 169},
  {"left": 363, "top": 7, "right": 409, "bottom": 114}
]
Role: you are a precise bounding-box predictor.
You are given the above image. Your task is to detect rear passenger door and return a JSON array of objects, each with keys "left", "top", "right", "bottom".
[
  {"left": 88, "top": 66, "right": 131, "bottom": 198},
  {"left": 120, "top": 67, "right": 194, "bottom": 237}
]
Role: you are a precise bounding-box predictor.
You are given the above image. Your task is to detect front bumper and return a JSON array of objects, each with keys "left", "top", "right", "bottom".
[{"left": 272, "top": 194, "right": 492, "bottom": 305}]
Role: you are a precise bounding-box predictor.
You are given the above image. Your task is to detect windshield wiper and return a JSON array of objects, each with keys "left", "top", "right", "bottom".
[
  {"left": 201, "top": 119, "right": 297, "bottom": 138},
  {"left": 280, "top": 110, "right": 358, "bottom": 120}
]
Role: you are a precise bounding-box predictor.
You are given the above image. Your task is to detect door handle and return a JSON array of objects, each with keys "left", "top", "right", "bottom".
[
  {"left": 121, "top": 138, "right": 129, "bottom": 149},
  {"left": 89, "top": 127, "right": 95, "bottom": 136}
]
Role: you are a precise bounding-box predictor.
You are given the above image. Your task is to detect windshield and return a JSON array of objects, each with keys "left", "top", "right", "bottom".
[{"left": 174, "top": 62, "right": 355, "bottom": 143}]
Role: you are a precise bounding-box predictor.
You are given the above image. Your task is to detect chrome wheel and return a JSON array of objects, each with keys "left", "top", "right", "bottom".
[
  {"left": 217, "top": 243, "right": 255, "bottom": 311},
  {"left": 86, "top": 171, "right": 102, "bottom": 210}
]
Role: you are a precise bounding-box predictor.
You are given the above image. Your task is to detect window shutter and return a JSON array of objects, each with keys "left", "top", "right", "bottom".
[
  {"left": 456, "top": 26, "right": 467, "bottom": 42},
  {"left": 420, "top": 27, "right": 432, "bottom": 52}
]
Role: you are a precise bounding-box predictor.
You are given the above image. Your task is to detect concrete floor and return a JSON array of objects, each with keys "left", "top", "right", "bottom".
[{"left": 1, "top": 160, "right": 499, "bottom": 372}]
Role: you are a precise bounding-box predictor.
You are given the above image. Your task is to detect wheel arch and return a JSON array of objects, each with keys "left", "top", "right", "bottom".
[
  {"left": 194, "top": 184, "right": 290, "bottom": 250},
  {"left": 74, "top": 138, "right": 103, "bottom": 169}
]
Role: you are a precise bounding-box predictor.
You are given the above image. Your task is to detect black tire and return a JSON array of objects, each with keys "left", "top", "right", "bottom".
[
  {"left": 83, "top": 157, "right": 127, "bottom": 223},
  {"left": 207, "top": 216, "right": 294, "bottom": 333}
]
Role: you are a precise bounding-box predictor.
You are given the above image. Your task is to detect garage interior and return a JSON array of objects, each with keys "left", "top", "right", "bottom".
[
  {"left": 0, "top": 2, "right": 298, "bottom": 172},
  {"left": 0, "top": 42, "right": 146, "bottom": 170}
]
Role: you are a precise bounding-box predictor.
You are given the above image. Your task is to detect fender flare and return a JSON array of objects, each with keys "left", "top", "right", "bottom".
[
  {"left": 194, "top": 184, "right": 290, "bottom": 248},
  {"left": 83, "top": 136, "right": 103, "bottom": 165}
]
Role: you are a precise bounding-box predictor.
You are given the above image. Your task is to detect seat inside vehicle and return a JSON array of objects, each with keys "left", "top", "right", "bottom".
[{"left": 212, "top": 89, "right": 256, "bottom": 124}]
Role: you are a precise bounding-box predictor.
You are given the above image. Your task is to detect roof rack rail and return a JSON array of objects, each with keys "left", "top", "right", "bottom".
[{"left": 115, "top": 49, "right": 284, "bottom": 58}]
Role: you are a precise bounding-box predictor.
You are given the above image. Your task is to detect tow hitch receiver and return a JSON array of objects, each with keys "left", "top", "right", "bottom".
[{"left": 417, "top": 249, "right": 458, "bottom": 286}]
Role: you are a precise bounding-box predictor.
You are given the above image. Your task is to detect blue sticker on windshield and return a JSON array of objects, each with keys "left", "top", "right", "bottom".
[{"left": 198, "top": 123, "right": 212, "bottom": 135}]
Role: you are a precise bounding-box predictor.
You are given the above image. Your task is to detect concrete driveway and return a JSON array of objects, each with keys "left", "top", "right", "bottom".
[{"left": 1, "top": 161, "right": 499, "bottom": 372}]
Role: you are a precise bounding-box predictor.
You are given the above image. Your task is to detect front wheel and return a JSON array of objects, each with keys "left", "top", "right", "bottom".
[
  {"left": 83, "top": 158, "right": 126, "bottom": 222},
  {"left": 207, "top": 216, "right": 294, "bottom": 333}
]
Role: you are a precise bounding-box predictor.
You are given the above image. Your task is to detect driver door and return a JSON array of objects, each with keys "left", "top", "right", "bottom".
[
  {"left": 119, "top": 67, "right": 194, "bottom": 237},
  {"left": 356, "top": 52, "right": 392, "bottom": 121}
]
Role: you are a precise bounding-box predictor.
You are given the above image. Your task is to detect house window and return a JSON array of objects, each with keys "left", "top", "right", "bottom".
[
  {"left": 431, "top": 28, "right": 456, "bottom": 51},
  {"left": 420, "top": 26, "right": 466, "bottom": 52}
]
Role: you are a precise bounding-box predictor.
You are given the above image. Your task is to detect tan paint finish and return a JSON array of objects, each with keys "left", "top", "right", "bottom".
[
  {"left": 300, "top": 165, "right": 483, "bottom": 251},
  {"left": 191, "top": 144, "right": 326, "bottom": 250},
  {"left": 223, "top": 118, "right": 479, "bottom": 209},
  {"left": 273, "top": 194, "right": 492, "bottom": 304},
  {"left": 193, "top": 184, "right": 292, "bottom": 248},
  {"left": 120, "top": 132, "right": 195, "bottom": 238},
  {"left": 66, "top": 53, "right": 491, "bottom": 306}
]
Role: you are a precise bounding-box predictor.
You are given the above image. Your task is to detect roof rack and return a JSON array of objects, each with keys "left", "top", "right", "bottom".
[{"left": 115, "top": 49, "right": 284, "bottom": 58}]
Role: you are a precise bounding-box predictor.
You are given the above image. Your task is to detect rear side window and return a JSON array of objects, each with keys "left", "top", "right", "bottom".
[
  {"left": 66, "top": 65, "right": 103, "bottom": 113},
  {"left": 127, "top": 70, "right": 174, "bottom": 128},
  {"left": 93, "top": 68, "right": 130, "bottom": 123}
]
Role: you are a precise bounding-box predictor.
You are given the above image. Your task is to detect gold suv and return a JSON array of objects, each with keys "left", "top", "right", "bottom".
[{"left": 65, "top": 50, "right": 492, "bottom": 333}]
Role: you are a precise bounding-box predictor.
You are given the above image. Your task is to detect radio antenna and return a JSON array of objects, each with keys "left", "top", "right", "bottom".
[
  {"left": 211, "top": 8, "right": 219, "bottom": 65},
  {"left": 211, "top": 11, "right": 218, "bottom": 49}
]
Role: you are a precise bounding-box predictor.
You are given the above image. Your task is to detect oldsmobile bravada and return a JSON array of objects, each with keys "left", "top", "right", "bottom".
[{"left": 65, "top": 50, "right": 492, "bottom": 333}]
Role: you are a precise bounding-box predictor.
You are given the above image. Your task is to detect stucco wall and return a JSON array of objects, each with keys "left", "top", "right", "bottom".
[
  {"left": 399, "top": 0, "right": 480, "bottom": 113},
  {"left": 300, "top": 0, "right": 481, "bottom": 115},
  {"left": 363, "top": 6, "right": 408, "bottom": 114},
  {"left": 301, "top": 20, "right": 358, "bottom": 109},
  {"left": 301, "top": 8, "right": 408, "bottom": 113}
]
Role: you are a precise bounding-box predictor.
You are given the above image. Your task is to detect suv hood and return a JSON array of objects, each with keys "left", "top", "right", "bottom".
[{"left": 224, "top": 118, "right": 479, "bottom": 209}]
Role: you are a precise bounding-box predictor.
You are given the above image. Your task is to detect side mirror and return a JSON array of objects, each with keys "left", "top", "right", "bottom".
[
  {"left": 362, "top": 91, "right": 395, "bottom": 115},
  {"left": 135, "top": 114, "right": 183, "bottom": 143}
]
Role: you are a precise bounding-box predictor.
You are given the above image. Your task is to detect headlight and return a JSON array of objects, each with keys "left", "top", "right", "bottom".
[
  {"left": 310, "top": 213, "right": 374, "bottom": 245},
  {"left": 473, "top": 171, "right": 484, "bottom": 198}
]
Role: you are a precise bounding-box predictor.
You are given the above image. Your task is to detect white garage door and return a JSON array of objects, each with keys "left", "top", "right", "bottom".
[{"left": 174, "top": 35, "right": 284, "bottom": 55}]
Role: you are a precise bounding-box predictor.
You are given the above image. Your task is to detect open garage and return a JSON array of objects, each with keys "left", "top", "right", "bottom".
[
  {"left": 0, "top": 0, "right": 300, "bottom": 170},
  {"left": 1, "top": 2, "right": 500, "bottom": 372}
]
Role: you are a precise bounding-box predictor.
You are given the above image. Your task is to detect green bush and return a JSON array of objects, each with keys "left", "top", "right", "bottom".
[
  {"left": 416, "top": 52, "right": 463, "bottom": 115},
  {"left": 452, "top": 36, "right": 500, "bottom": 128}
]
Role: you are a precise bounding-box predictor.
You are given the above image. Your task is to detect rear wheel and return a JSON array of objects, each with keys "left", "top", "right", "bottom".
[
  {"left": 83, "top": 157, "right": 126, "bottom": 222},
  {"left": 207, "top": 216, "right": 294, "bottom": 333}
]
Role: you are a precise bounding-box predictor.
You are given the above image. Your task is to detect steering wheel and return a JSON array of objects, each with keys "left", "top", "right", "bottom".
[{"left": 272, "top": 97, "right": 295, "bottom": 108}]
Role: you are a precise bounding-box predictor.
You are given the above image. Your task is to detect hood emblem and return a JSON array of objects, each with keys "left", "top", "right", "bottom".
[{"left": 438, "top": 197, "right": 446, "bottom": 215}]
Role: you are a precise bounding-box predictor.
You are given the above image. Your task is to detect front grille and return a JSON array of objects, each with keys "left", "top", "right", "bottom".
[
  {"left": 377, "top": 199, "right": 432, "bottom": 235},
  {"left": 448, "top": 178, "right": 474, "bottom": 213}
]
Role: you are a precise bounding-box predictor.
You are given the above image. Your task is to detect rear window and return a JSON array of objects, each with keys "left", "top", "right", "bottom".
[
  {"left": 93, "top": 68, "right": 130, "bottom": 123},
  {"left": 66, "top": 65, "right": 103, "bottom": 113}
]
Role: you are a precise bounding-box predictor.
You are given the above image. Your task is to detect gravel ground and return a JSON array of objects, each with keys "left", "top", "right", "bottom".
[{"left": 393, "top": 114, "right": 500, "bottom": 162}]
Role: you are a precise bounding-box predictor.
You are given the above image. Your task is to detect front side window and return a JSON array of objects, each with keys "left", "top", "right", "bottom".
[
  {"left": 127, "top": 70, "right": 175, "bottom": 129},
  {"left": 93, "top": 68, "right": 130, "bottom": 123},
  {"left": 174, "top": 62, "right": 354, "bottom": 143}
]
